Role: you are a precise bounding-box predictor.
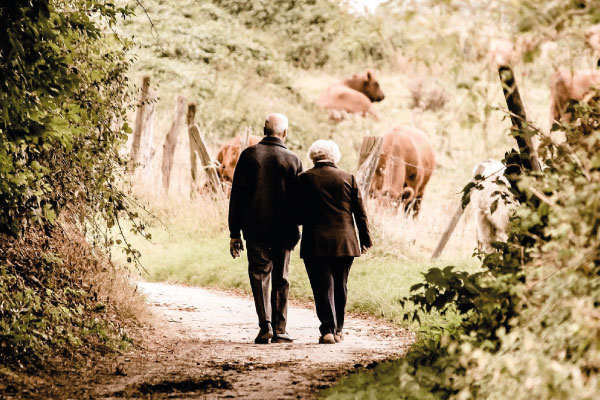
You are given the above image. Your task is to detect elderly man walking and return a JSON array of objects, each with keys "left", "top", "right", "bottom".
[{"left": 228, "top": 113, "right": 303, "bottom": 344}]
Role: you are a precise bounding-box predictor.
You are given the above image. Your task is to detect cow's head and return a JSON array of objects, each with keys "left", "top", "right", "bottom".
[{"left": 358, "top": 69, "right": 385, "bottom": 103}]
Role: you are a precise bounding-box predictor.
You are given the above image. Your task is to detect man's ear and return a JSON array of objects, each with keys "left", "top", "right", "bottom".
[{"left": 282, "top": 129, "right": 287, "bottom": 139}]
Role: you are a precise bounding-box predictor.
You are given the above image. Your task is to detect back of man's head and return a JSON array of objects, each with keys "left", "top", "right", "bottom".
[{"left": 264, "top": 113, "right": 288, "bottom": 137}]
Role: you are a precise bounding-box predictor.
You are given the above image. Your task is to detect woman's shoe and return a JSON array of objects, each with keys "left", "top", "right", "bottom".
[
  {"left": 319, "top": 333, "right": 336, "bottom": 344},
  {"left": 272, "top": 332, "right": 294, "bottom": 343},
  {"left": 334, "top": 332, "right": 344, "bottom": 343}
]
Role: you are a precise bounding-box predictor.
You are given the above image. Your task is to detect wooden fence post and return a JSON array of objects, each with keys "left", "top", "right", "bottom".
[
  {"left": 356, "top": 136, "right": 383, "bottom": 197},
  {"left": 131, "top": 75, "right": 154, "bottom": 167},
  {"left": 188, "top": 123, "right": 224, "bottom": 199},
  {"left": 431, "top": 164, "right": 485, "bottom": 259},
  {"left": 187, "top": 102, "right": 200, "bottom": 193},
  {"left": 498, "top": 65, "right": 541, "bottom": 172},
  {"left": 161, "top": 95, "right": 186, "bottom": 193},
  {"left": 239, "top": 126, "right": 251, "bottom": 153}
]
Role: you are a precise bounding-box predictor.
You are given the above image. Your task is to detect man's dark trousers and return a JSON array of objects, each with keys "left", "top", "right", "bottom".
[
  {"left": 247, "top": 240, "right": 291, "bottom": 335},
  {"left": 304, "top": 257, "right": 353, "bottom": 336}
]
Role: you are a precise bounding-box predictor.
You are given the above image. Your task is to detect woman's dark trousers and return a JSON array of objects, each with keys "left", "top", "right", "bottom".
[{"left": 304, "top": 257, "right": 353, "bottom": 335}]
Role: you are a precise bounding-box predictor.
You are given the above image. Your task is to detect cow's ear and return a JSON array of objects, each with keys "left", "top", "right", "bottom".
[{"left": 366, "top": 70, "right": 372, "bottom": 81}]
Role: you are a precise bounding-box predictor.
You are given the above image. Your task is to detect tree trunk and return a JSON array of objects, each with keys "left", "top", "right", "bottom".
[{"left": 187, "top": 103, "right": 199, "bottom": 194}]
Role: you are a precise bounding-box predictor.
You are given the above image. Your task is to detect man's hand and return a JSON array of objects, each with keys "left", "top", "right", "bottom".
[
  {"left": 230, "top": 238, "right": 244, "bottom": 259},
  {"left": 361, "top": 245, "right": 370, "bottom": 255}
]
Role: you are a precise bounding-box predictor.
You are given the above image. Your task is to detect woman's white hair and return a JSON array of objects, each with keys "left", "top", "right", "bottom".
[{"left": 308, "top": 139, "right": 342, "bottom": 164}]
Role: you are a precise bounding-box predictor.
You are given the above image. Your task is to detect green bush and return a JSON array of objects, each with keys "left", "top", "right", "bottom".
[
  {"left": 324, "top": 105, "right": 600, "bottom": 400},
  {"left": 0, "top": 0, "right": 132, "bottom": 236},
  {"left": 0, "top": 224, "right": 133, "bottom": 367},
  {"left": 0, "top": 0, "right": 141, "bottom": 370}
]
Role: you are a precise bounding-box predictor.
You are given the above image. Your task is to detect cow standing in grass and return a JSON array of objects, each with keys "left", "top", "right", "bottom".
[
  {"left": 216, "top": 134, "right": 262, "bottom": 184},
  {"left": 371, "top": 126, "right": 435, "bottom": 216},
  {"left": 550, "top": 67, "right": 600, "bottom": 123}
]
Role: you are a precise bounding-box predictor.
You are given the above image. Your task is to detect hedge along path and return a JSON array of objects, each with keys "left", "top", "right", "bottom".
[{"left": 87, "top": 282, "right": 414, "bottom": 399}]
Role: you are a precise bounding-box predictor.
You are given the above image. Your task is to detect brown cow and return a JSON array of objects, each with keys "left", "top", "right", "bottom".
[
  {"left": 371, "top": 126, "right": 435, "bottom": 216},
  {"left": 216, "top": 134, "right": 262, "bottom": 183},
  {"left": 550, "top": 68, "right": 600, "bottom": 124},
  {"left": 316, "top": 69, "right": 385, "bottom": 118}
]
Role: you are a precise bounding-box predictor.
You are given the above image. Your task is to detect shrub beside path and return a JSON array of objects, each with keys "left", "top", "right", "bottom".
[{"left": 87, "top": 281, "right": 413, "bottom": 399}]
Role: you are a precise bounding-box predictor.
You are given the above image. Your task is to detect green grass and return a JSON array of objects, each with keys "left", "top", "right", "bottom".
[{"left": 115, "top": 200, "right": 479, "bottom": 329}]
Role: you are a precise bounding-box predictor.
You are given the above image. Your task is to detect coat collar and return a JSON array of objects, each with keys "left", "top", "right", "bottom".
[
  {"left": 259, "top": 135, "right": 287, "bottom": 149},
  {"left": 313, "top": 161, "right": 337, "bottom": 168}
]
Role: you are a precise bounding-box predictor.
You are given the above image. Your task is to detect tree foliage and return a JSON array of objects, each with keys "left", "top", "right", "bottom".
[
  {"left": 0, "top": 0, "right": 132, "bottom": 236},
  {"left": 212, "top": 0, "right": 401, "bottom": 69},
  {"left": 0, "top": 0, "right": 141, "bottom": 368}
]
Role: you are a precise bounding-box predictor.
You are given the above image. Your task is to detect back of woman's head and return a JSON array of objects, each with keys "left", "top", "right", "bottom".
[{"left": 308, "top": 140, "right": 341, "bottom": 164}]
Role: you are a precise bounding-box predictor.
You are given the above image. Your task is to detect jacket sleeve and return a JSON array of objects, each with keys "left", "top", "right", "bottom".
[
  {"left": 294, "top": 160, "right": 304, "bottom": 225},
  {"left": 295, "top": 173, "right": 306, "bottom": 226},
  {"left": 350, "top": 175, "right": 372, "bottom": 249},
  {"left": 228, "top": 151, "right": 248, "bottom": 239}
]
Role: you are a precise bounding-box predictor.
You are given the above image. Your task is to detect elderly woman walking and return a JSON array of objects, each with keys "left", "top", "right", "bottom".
[{"left": 298, "top": 140, "right": 372, "bottom": 344}]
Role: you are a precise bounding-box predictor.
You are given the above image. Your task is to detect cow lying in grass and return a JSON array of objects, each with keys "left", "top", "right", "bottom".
[{"left": 316, "top": 69, "right": 385, "bottom": 119}]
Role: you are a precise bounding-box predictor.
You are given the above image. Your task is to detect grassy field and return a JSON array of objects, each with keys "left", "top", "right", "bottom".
[
  {"left": 110, "top": 1, "right": 600, "bottom": 397},
  {"left": 112, "top": 0, "right": 582, "bottom": 327},
  {"left": 116, "top": 196, "right": 480, "bottom": 328}
]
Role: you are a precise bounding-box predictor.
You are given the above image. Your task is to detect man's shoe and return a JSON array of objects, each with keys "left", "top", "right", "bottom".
[
  {"left": 254, "top": 324, "right": 273, "bottom": 344},
  {"left": 334, "top": 332, "right": 344, "bottom": 343},
  {"left": 272, "top": 332, "right": 294, "bottom": 343},
  {"left": 319, "top": 333, "right": 336, "bottom": 344}
]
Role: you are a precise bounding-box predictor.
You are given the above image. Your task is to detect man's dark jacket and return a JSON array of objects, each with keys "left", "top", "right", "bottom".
[
  {"left": 297, "top": 161, "right": 372, "bottom": 259},
  {"left": 228, "top": 136, "right": 303, "bottom": 249}
]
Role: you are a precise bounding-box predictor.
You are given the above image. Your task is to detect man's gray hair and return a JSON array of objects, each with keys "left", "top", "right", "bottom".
[
  {"left": 265, "top": 113, "right": 288, "bottom": 136},
  {"left": 308, "top": 139, "right": 342, "bottom": 164}
]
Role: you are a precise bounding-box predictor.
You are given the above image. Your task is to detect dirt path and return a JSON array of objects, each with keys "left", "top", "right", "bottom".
[{"left": 89, "top": 281, "right": 414, "bottom": 399}]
